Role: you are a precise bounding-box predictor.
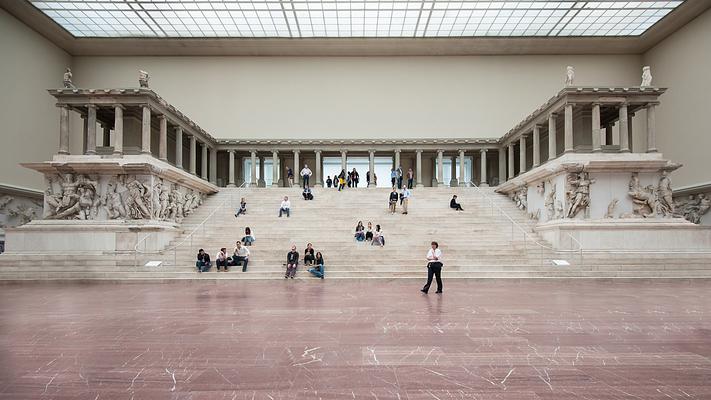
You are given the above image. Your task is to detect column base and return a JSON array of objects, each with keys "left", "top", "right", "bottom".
[
  {"left": 314, "top": 183, "right": 323, "bottom": 188},
  {"left": 227, "top": 184, "right": 236, "bottom": 188},
  {"left": 480, "top": 183, "right": 489, "bottom": 187},
  {"left": 647, "top": 148, "right": 658, "bottom": 153},
  {"left": 415, "top": 183, "right": 424, "bottom": 188},
  {"left": 459, "top": 182, "right": 467, "bottom": 187},
  {"left": 249, "top": 183, "right": 257, "bottom": 188},
  {"left": 438, "top": 183, "right": 446, "bottom": 188}
]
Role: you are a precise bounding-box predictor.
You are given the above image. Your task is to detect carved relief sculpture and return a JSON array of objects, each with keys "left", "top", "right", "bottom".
[
  {"left": 103, "top": 182, "right": 127, "bottom": 219},
  {"left": 63, "top": 67, "right": 75, "bottom": 89},
  {"left": 641, "top": 66, "right": 653, "bottom": 87},
  {"left": 565, "top": 66, "right": 575, "bottom": 86},
  {"left": 657, "top": 171, "right": 674, "bottom": 217},
  {"left": 126, "top": 178, "right": 151, "bottom": 219},
  {"left": 544, "top": 183, "right": 556, "bottom": 220},
  {"left": 675, "top": 194, "right": 711, "bottom": 224},
  {"left": 627, "top": 173, "right": 656, "bottom": 218},
  {"left": 566, "top": 171, "right": 595, "bottom": 218},
  {"left": 605, "top": 199, "right": 618, "bottom": 218}
]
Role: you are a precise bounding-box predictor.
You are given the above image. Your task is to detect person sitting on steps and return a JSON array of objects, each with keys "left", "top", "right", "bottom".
[
  {"left": 196, "top": 249, "right": 211, "bottom": 273},
  {"left": 216, "top": 247, "right": 229, "bottom": 272},
  {"left": 309, "top": 252, "right": 325, "bottom": 279},
  {"left": 232, "top": 241, "right": 250, "bottom": 272},
  {"left": 450, "top": 195, "right": 464, "bottom": 211},
  {"left": 279, "top": 196, "right": 291, "bottom": 217},
  {"left": 242, "top": 227, "right": 255, "bottom": 246},
  {"left": 365, "top": 221, "right": 374, "bottom": 241},
  {"left": 285, "top": 245, "right": 299, "bottom": 279},
  {"left": 235, "top": 197, "right": 246, "bottom": 217},
  {"left": 355, "top": 221, "right": 365, "bottom": 241},
  {"left": 303, "top": 185, "right": 314, "bottom": 200},
  {"left": 372, "top": 224, "right": 385, "bottom": 246},
  {"left": 304, "top": 243, "right": 316, "bottom": 266}
]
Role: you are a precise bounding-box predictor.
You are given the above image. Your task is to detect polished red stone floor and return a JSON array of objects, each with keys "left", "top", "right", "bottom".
[{"left": 1, "top": 280, "right": 710, "bottom": 399}]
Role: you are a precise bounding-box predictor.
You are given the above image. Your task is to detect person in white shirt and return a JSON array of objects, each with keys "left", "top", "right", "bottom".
[
  {"left": 300, "top": 164, "right": 312, "bottom": 188},
  {"left": 232, "top": 241, "right": 250, "bottom": 272},
  {"left": 279, "top": 196, "right": 291, "bottom": 218},
  {"left": 216, "top": 247, "right": 229, "bottom": 272},
  {"left": 421, "top": 241, "right": 443, "bottom": 294},
  {"left": 401, "top": 187, "right": 411, "bottom": 214}
]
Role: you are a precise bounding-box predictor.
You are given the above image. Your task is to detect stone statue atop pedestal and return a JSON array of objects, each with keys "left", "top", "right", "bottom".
[
  {"left": 657, "top": 170, "right": 674, "bottom": 217},
  {"left": 139, "top": 70, "right": 150, "bottom": 88},
  {"left": 627, "top": 173, "right": 656, "bottom": 218},
  {"left": 63, "top": 67, "right": 75, "bottom": 89},
  {"left": 566, "top": 170, "right": 595, "bottom": 218},
  {"left": 565, "top": 66, "right": 575, "bottom": 86},
  {"left": 641, "top": 66, "right": 653, "bottom": 87}
]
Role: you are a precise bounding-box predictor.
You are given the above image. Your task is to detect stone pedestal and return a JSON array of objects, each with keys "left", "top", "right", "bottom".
[{"left": 7, "top": 154, "right": 218, "bottom": 254}]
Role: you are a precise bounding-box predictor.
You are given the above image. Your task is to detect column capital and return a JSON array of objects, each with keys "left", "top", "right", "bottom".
[
  {"left": 86, "top": 103, "right": 97, "bottom": 110},
  {"left": 292, "top": 149, "right": 300, "bottom": 154},
  {"left": 157, "top": 114, "right": 167, "bottom": 121},
  {"left": 249, "top": 149, "right": 257, "bottom": 155},
  {"left": 229, "top": 149, "right": 236, "bottom": 154},
  {"left": 591, "top": 101, "right": 601, "bottom": 106},
  {"left": 393, "top": 149, "right": 401, "bottom": 154},
  {"left": 272, "top": 149, "right": 279, "bottom": 155},
  {"left": 646, "top": 102, "right": 659, "bottom": 108},
  {"left": 314, "top": 149, "right": 322, "bottom": 155},
  {"left": 437, "top": 149, "right": 444, "bottom": 154},
  {"left": 533, "top": 123, "right": 542, "bottom": 130},
  {"left": 340, "top": 149, "right": 348, "bottom": 154},
  {"left": 519, "top": 133, "right": 528, "bottom": 139},
  {"left": 112, "top": 104, "right": 125, "bottom": 110},
  {"left": 368, "top": 149, "right": 376, "bottom": 154},
  {"left": 548, "top": 111, "right": 557, "bottom": 119},
  {"left": 415, "top": 149, "right": 423, "bottom": 154},
  {"left": 457, "top": 149, "right": 465, "bottom": 154},
  {"left": 480, "top": 148, "right": 488, "bottom": 154}
]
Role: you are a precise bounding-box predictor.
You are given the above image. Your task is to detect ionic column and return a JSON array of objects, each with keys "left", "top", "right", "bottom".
[
  {"left": 189, "top": 135, "right": 197, "bottom": 175},
  {"left": 258, "top": 155, "right": 265, "bottom": 187},
  {"left": 228, "top": 150, "right": 236, "bottom": 187},
  {"left": 532, "top": 125, "right": 541, "bottom": 167},
  {"left": 591, "top": 102, "right": 601, "bottom": 152},
  {"left": 519, "top": 135, "right": 527, "bottom": 174},
  {"left": 394, "top": 149, "right": 401, "bottom": 170},
  {"left": 646, "top": 103, "right": 657, "bottom": 153},
  {"left": 113, "top": 105, "right": 123, "bottom": 156},
  {"left": 498, "top": 147, "right": 506, "bottom": 185},
  {"left": 81, "top": 114, "right": 88, "bottom": 154},
  {"left": 564, "top": 103, "right": 574, "bottom": 153},
  {"left": 272, "top": 150, "right": 279, "bottom": 187},
  {"left": 480, "top": 149, "right": 488, "bottom": 187},
  {"left": 450, "top": 156, "right": 457, "bottom": 187},
  {"left": 293, "top": 150, "right": 300, "bottom": 186},
  {"left": 158, "top": 115, "right": 168, "bottom": 161},
  {"left": 369, "top": 149, "right": 376, "bottom": 188},
  {"left": 548, "top": 112, "right": 557, "bottom": 161},
  {"left": 141, "top": 105, "right": 151, "bottom": 155},
  {"left": 507, "top": 144, "right": 514, "bottom": 179},
  {"left": 619, "top": 103, "right": 630, "bottom": 153},
  {"left": 86, "top": 104, "right": 97, "bottom": 155},
  {"left": 415, "top": 149, "right": 423, "bottom": 188},
  {"left": 102, "top": 124, "right": 111, "bottom": 147},
  {"left": 437, "top": 150, "right": 444, "bottom": 187},
  {"left": 315, "top": 150, "right": 322, "bottom": 187},
  {"left": 175, "top": 126, "right": 183, "bottom": 168},
  {"left": 458, "top": 149, "right": 466, "bottom": 187},
  {"left": 201, "top": 144, "right": 208, "bottom": 180},
  {"left": 58, "top": 105, "right": 70, "bottom": 155},
  {"left": 340, "top": 149, "right": 347, "bottom": 172},
  {"left": 250, "top": 150, "right": 257, "bottom": 187},
  {"left": 209, "top": 147, "right": 217, "bottom": 184}
]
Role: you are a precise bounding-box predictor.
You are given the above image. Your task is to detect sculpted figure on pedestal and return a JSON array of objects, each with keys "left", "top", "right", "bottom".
[
  {"left": 566, "top": 171, "right": 595, "bottom": 218},
  {"left": 511, "top": 186, "right": 527, "bottom": 210},
  {"left": 159, "top": 183, "right": 171, "bottom": 220},
  {"left": 9, "top": 204, "right": 38, "bottom": 225},
  {"left": 565, "top": 66, "right": 575, "bottom": 86},
  {"left": 0, "top": 195, "right": 13, "bottom": 211},
  {"left": 627, "top": 173, "right": 656, "bottom": 218},
  {"left": 63, "top": 67, "right": 75, "bottom": 89},
  {"left": 657, "top": 171, "right": 674, "bottom": 217},
  {"left": 139, "top": 70, "right": 150, "bottom": 88},
  {"left": 641, "top": 66, "right": 653, "bottom": 87},
  {"left": 544, "top": 183, "right": 556, "bottom": 220},
  {"left": 169, "top": 189, "right": 185, "bottom": 223},
  {"left": 555, "top": 201, "right": 564, "bottom": 219},
  {"left": 152, "top": 180, "right": 163, "bottom": 219}
]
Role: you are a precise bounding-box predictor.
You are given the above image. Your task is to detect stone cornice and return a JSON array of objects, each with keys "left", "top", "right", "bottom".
[{"left": 214, "top": 138, "right": 500, "bottom": 152}]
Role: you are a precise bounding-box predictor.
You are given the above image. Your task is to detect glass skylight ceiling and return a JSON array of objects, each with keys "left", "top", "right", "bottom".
[{"left": 29, "top": 0, "right": 684, "bottom": 38}]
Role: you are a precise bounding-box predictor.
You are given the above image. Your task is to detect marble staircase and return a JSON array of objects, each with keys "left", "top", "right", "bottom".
[{"left": 1, "top": 186, "right": 710, "bottom": 280}]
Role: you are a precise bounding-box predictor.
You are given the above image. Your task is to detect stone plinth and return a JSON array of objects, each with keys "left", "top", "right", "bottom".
[
  {"left": 5, "top": 220, "right": 179, "bottom": 254},
  {"left": 536, "top": 218, "right": 711, "bottom": 251}
]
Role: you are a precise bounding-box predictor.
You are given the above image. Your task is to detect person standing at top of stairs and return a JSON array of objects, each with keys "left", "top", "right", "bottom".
[{"left": 300, "top": 165, "right": 312, "bottom": 188}]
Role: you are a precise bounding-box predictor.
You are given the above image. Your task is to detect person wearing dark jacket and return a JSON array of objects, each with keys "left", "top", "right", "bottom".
[
  {"left": 389, "top": 188, "right": 399, "bottom": 214},
  {"left": 196, "top": 249, "right": 211, "bottom": 273},
  {"left": 285, "top": 245, "right": 299, "bottom": 279},
  {"left": 450, "top": 195, "right": 463, "bottom": 211},
  {"left": 304, "top": 243, "right": 316, "bottom": 265}
]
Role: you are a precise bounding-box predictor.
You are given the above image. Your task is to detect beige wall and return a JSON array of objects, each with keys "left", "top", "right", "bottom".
[
  {"left": 72, "top": 55, "right": 641, "bottom": 141},
  {"left": 0, "top": 9, "right": 71, "bottom": 191},
  {"left": 644, "top": 8, "right": 711, "bottom": 188}
]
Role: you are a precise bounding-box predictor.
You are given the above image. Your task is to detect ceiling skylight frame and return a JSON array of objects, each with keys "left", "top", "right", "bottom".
[{"left": 28, "top": 0, "right": 685, "bottom": 39}]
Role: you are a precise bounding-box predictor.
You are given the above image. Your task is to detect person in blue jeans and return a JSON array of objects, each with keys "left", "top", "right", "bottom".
[
  {"left": 309, "top": 252, "right": 325, "bottom": 279},
  {"left": 195, "top": 249, "right": 211, "bottom": 273}
]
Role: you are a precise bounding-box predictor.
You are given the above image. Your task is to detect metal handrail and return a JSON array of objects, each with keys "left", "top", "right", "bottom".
[
  {"left": 467, "top": 181, "right": 583, "bottom": 266},
  {"left": 133, "top": 182, "right": 248, "bottom": 266}
]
